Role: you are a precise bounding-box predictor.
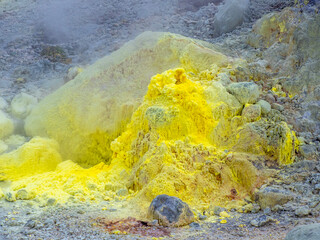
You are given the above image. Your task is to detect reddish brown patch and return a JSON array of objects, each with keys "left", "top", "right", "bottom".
[
  {"left": 96, "top": 217, "right": 171, "bottom": 237},
  {"left": 226, "top": 188, "right": 239, "bottom": 200}
]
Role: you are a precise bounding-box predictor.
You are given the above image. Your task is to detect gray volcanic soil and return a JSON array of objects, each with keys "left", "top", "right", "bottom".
[{"left": 1, "top": 0, "right": 320, "bottom": 239}]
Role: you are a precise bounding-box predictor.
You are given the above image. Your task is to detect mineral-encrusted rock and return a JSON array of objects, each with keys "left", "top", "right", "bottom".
[
  {"left": 257, "top": 100, "right": 271, "bottom": 115},
  {"left": 11, "top": 93, "right": 38, "bottom": 119},
  {"left": 295, "top": 206, "right": 310, "bottom": 217},
  {"left": 250, "top": 215, "right": 275, "bottom": 227},
  {"left": 271, "top": 103, "right": 284, "bottom": 112},
  {"left": 16, "top": 189, "right": 34, "bottom": 200},
  {"left": 285, "top": 223, "right": 320, "bottom": 240},
  {"left": 256, "top": 187, "right": 294, "bottom": 209},
  {"left": 148, "top": 194, "right": 194, "bottom": 227},
  {"left": 5, "top": 192, "right": 16, "bottom": 202},
  {"left": 242, "top": 104, "right": 261, "bottom": 122},
  {"left": 0, "top": 110, "right": 14, "bottom": 139},
  {"left": 227, "top": 82, "right": 260, "bottom": 105},
  {"left": 299, "top": 144, "right": 317, "bottom": 159}
]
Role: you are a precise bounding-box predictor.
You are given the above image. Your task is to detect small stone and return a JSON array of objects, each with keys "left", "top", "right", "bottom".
[
  {"left": 300, "top": 144, "right": 317, "bottom": 159},
  {"left": 263, "top": 207, "right": 271, "bottom": 215},
  {"left": 227, "top": 82, "right": 260, "bottom": 105},
  {"left": 271, "top": 205, "right": 284, "bottom": 212},
  {"left": 25, "top": 219, "right": 36, "bottom": 229},
  {"left": 198, "top": 214, "right": 207, "bottom": 220},
  {"left": 257, "top": 100, "right": 271, "bottom": 115},
  {"left": 271, "top": 103, "right": 284, "bottom": 111},
  {"left": 147, "top": 220, "right": 159, "bottom": 226},
  {"left": 295, "top": 206, "right": 310, "bottom": 217},
  {"left": 16, "top": 189, "right": 34, "bottom": 200},
  {"left": 219, "top": 211, "right": 230, "bottom": 218},
  {"left": 148, "top": 194, "right": 195, "bottom": 227},
  {"left": 243, "top": 203, "right": 253, "bottom": 213},
  {"left": 242, "top": 104, "right": 261, "bottom": 122},
  {"left": 116, "top": 188, "right": 128, "bottom": 197},
  {"left": 213, "top": 206, "right": 225, "bottom": 216},
  {"left": 5, "top": 192, "right": 16, "bottom": 202},
  {"left": 189, "top": 222, "right": 201, "bottom": 229},
  {"left": 77, "top": 209, "right": 85, "bottom": 214},
  {"left": 44, "top": 218, "right": 55, "bottom": 226},
  {"left": 250, "top": 215, "right": 275, "bottom": 227},
  {"left": 46, "top": 198, "right": 57, "bottom": 206},
  {"left": 314, "top": 184, "right": 320, "bottom": 190},
  {"left": 265, "top": 93, "right": 276, "bottom": 103},
  {"left": 285, "top": 223, "right": 320, "bottom": 240}
]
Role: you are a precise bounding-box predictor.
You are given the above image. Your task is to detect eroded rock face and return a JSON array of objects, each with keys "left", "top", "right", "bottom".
[{"left": 148, "top": 194, "right": 194, "bottom": 227}]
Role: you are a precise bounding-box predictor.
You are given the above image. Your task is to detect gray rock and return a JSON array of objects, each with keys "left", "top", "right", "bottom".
[
  {"left": 198, "top": 214, "right": 207, "bottom": 220},
  {"left": 250, "top": 215, "right": 275, "bottom": 227},
  {"left": 263, "top": 207, "right": 271, "bottom": 215},
  {"left": 213, "top": 0, "right": 249, "bottom": 36},
  {"left": 213, "top": 206, "right": 225, "bottom": 215},
  {"left": 227, "top": 82, "right": 260, "bottom": 105},
  {"left": 256, "top": 187, "right": 294, "bottom": 209},
  {"left": 295, "top": 206, "right": 310, "bottom": 217},
  {"left": 25, "top": 219, "right": 36, "bottom": 229},
  {"left": 285, "top": 223, "right": 320, "bottom": 240},
  {"left": 257, "top": 100, "right": 271, "bottom": 115},
  {"left": 271, "top": 103, "right": 284, "bottom": 111},
  {"left": 148, "top": 194, "right": 194, "bottom": 227},
  {"left": 189, "top": 222, "right": 201, "bottom": 230},
  {"left": 300, "top": 144, "right": 317, "bottom": 159}
]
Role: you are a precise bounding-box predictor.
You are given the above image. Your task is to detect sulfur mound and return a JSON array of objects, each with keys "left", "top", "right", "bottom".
[
  {"left": 106, "top": 68, "right": 298, "bottom": 207},
  {"left": 25, "top": 32, "right": 232, "bottom": 167},
  {"left": 0, "top": 32, "right": 300, "bottom": 212}
]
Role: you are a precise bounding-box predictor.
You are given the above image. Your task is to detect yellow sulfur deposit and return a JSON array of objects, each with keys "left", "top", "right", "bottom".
[
  {"left": 0, "top": 137, "right": 62, "bottom": 181},
  {"left": 0, "top": 32, "right": 300, "bottom": 213},
  {"left": 24, "top": 32, "right": 233, "bottom": 167}
]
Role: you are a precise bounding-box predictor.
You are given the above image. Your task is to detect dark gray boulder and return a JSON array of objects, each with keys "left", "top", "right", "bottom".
[
  {"left": 285, "top": 223, "right": 320, "bottom": 240},
  {"left": 148, "top": 194, "right": 194, "bottom": 227}
]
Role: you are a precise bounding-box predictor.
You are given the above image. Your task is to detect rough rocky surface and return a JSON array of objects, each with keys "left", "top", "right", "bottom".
[
  {"left": 285, "top": 223, "right": 320, "bottom": 240},
  {"left": 148, "top": 194, "right": 195, "bottom": 227}
]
